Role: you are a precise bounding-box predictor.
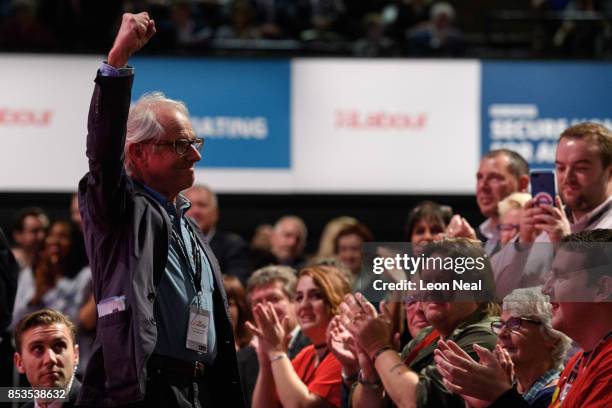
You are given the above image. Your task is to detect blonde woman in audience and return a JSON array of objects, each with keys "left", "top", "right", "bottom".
[
  {"left": 497, "top": 193, "right": 531, "bottom": 245},
  {"left": 316, "top": 216, "right": 358, "bottom": 259}
]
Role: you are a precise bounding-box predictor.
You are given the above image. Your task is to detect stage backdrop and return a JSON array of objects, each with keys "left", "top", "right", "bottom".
[{"left": 1, "top": 55, "right": 611, "bottom": 193}]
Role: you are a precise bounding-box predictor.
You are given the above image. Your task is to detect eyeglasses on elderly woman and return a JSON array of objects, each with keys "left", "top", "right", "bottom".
[{"left": 490, "top": 316, "right": 541, "bottom": 335}]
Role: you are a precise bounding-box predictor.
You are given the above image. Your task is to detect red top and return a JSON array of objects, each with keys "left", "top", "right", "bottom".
[
  {"left": 550, "top": 336, "right": 612, "bottom": 407},
  {"left": 290, "top": 345, "right": 342, "bottom": 407}
]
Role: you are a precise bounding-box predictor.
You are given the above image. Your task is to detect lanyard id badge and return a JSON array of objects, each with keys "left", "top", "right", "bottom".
[{"left": 186, "top": 305, "right": 209, "bottom": 353}]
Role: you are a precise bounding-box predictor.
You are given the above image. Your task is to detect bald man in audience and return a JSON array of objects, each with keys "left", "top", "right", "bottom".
[
  {"left": 269, "top": 216, "right": 308, "bottom": 270},
  {"left": 185, "top": 184, "right": 250, "bottom": 283}
]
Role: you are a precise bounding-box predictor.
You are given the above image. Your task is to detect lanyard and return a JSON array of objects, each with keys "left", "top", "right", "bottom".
[
  {"left": 171, "top": 221, "right": 202, "bottom": 294},
  {"left": 550, "top": 331, "right": 612, "bottom": 407}
]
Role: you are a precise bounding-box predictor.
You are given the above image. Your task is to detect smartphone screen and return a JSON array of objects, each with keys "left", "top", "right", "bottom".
[{"left": 530, "top": 170, "right": 556, "bottom": 206}]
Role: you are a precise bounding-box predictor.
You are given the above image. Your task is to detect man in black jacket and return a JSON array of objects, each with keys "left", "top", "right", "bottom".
[
  {"left": 0, "top": 227, "right": 19, "bottom": 386},
  {"left": 77, "top": 12, "right": 244, "bottom": 407}
]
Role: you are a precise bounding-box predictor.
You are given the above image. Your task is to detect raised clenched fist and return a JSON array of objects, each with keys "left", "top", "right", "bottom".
[{"left": 108, "top": 12, "right": 156, "bottom": 68}]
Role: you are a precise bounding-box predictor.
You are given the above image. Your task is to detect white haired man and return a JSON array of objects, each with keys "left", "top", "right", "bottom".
[{"left": 77, "top": 12, "right": 244, "bottom": 407}]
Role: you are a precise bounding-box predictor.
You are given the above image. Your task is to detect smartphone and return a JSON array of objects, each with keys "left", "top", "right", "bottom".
[{"left": 530, "top": 170, "right": 556, "bottom": 206}]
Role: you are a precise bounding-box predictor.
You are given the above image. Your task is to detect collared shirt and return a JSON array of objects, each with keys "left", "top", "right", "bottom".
[
  {"left": 479, "top": 218, "right": 501, "bottom": 256},
  {"left": 142, "top": 184, "right": 217, "bottom": 364},
  {"left": 570, "top": 196, "right": 612, "bottom": 232},
  {"left": 522, "top": 368, "right": 560, "bottom": 404}
]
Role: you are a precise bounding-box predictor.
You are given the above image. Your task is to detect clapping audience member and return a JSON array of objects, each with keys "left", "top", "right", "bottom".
[
  {"left": 249, "top": 265, "right": 352, "bottom": 408},
  {"left": 13, "top": 309, "right": 81, "bottom": 407},
  {"left": 344, "top": 239, "right": 499, "bottom": 408},
  {"left": 11, "top": 207, "right": 49, "bottom": 270},
  {"left": 238, "top": 265, "right": 308, "bottom": 407},
  {"left": 224, "top": 274, "right": 253, "bottom": 351},
  {"left": 12, "top": 220, "right": 90, "bottom": 329},
  {"left": 403, "top": 296, "right": 430, "bottom": 340},
  {"left": 486, "top": 288, "right": 570, "bottom": 407},
  {"left": 434, "top": 229, "right": 612, "bottom": 408}
]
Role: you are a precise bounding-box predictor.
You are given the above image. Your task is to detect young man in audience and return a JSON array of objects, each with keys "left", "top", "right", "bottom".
[
  {"left": 13, "top": 309, "right": 81, "bottom": 408},
  {"left": 493, "top": 122, "right": 612, "bottom": 292},
  {"left": 435, "top": 229, "right": 612, "bottom": 408}
]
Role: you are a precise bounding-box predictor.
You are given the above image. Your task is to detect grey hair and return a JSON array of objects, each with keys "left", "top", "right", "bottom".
[
  {"left": 185, "top": 184, "right": 218, "bottom": 208},
  {"left": 124, "top": 92, "right": 189, "bottom": 175},
  {"left": 246, "top": 265, "right": 298, "bottom": 302},
  {"left": 502, "top": 287, "right": 571, "bottom": 369},
  {"left": 274, "top": 215, "right": 308, "bottom": 245}
]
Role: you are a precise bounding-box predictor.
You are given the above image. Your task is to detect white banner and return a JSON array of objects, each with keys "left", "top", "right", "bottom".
[
  {"left": 291, "top": 59, "right": 480, "bottom": 194},
  {"left": 0, "top": 54, "right": 101, "bottom": 191}
]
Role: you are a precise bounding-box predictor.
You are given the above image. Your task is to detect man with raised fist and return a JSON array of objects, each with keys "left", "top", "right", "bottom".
[{"left": 77, "top": 12, "right": 244, "bottom": 407}]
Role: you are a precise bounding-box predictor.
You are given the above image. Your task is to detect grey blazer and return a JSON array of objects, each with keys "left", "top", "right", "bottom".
[{"left": 77, "top": 73, "right": 244, "bottom": 407}]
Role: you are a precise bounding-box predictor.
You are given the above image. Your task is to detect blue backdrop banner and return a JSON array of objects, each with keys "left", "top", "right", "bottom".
[
  {"left": 481, "top": 62, "right": 612, "bottom": 169},
  {"left": 131, "top": 57, "right": 291, "bottom": 168}
]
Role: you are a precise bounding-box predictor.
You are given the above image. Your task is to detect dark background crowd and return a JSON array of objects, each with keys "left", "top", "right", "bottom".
[
  {"left": 1, "top": 3, "right": 611, "bottom": 408},
  {"left": 1, "top": 0, "right": 612, "bottom": 58}
]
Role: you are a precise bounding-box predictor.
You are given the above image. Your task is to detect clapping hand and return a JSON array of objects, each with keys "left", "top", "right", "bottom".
[
  {"left": 434, "top": 340, "right": 513, "bottom": 408},
  {"left": 246, "top": 302, "right": 291, "bottom": 361}
]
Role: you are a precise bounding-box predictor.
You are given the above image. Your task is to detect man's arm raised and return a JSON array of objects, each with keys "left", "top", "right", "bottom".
[{"left": 80, "top": 12, "right": 156, "bottom": 227}]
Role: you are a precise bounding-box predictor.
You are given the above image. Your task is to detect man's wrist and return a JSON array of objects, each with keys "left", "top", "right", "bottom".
[{"left": 107, "top": 48, "right": 129, "bottom": 68}]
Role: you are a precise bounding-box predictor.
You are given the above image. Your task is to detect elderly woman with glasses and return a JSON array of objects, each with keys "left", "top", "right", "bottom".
[{"left": 436, "top": 287, "right": 571, "bottom": 408}]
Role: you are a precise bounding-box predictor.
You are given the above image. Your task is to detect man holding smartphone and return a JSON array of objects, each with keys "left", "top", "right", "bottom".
[
  {"left": 521, "top": 122, "right": 612, "bottom": 242},
  {"left": 492, "top": 122, "right": 612, "bottom": 294}
]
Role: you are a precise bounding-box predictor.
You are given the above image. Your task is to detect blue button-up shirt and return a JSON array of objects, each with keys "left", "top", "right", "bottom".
[{"left": 141, "top": 183, "right": 217, "bottom": 364}]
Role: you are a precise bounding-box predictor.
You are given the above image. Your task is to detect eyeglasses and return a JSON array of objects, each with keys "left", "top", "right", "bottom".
[
  {"left": 143, "top": 137, "right": 204, "bottom": 155},
  {"left": 491, "top": 316, "right": 541, "bottom": 335},
  {"left": 497, "top": 223, "right": 519, "bottom": 232}
]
